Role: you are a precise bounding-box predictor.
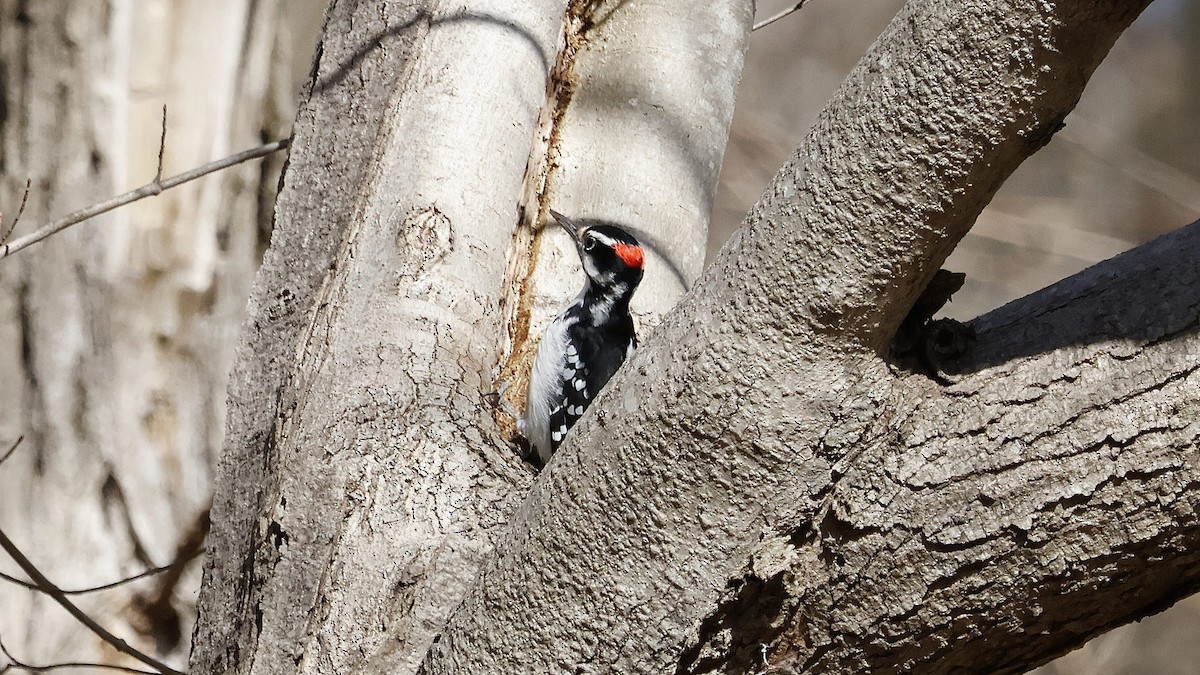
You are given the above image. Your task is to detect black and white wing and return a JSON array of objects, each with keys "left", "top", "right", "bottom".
[
  {"left": 547, "top": 335, "right": 591, "bottom": 452},
  {"left": 547, "top": 316, "right": 636, "bottom": 453}
]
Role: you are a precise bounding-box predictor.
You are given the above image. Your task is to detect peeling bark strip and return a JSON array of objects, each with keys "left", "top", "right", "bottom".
[
  {"left": 496, "top": 0, "right": 595, "bottom": 438},
  {"left": 424, "top": 1, "right": 1159, "bottom": 673}
]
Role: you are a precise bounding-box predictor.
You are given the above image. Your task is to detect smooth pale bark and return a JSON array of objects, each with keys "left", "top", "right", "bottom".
[
  {"left": 424, "top": 1, "right": 1162, "bottom": 673},
  {"left": 0, "top": 0, "right": 300, "bottom": 669}
]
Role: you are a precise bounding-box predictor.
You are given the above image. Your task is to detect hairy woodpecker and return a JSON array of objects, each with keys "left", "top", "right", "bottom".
[{"left": 522, "top": 210, "right": 645, "bottom": 464}]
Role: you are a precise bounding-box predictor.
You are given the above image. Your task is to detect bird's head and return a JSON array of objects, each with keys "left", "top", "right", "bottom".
[{"left": 550, "top": 210, "right": 645, "bottom": 293}]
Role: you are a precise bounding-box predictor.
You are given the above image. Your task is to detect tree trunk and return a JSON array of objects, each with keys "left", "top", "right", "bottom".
[
  {"left": 190, "top": 0, "right": 749, "bottom": 673},
  {"left": 0, "top": 0, "right": 305, "bottom": 668}
]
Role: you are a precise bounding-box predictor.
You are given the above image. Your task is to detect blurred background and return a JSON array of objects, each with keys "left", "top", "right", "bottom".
[{"left": 0, "top": 0, "right": 1195, "bottom": 672}]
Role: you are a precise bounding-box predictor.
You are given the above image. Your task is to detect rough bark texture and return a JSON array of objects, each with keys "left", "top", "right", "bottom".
[
  {"left": 424, "top": 1, "right": 1163, "bottom": 672},
  {"left": 0, "top": 0, "right": 299, "bottom": 669},
  {"left": 783, "top": 220, "right": 1200, "bottom": 674}
]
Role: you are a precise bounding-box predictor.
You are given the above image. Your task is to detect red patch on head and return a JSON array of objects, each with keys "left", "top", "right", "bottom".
[{"left": 613, "top": 243, "right": 644, "bottom": 269}]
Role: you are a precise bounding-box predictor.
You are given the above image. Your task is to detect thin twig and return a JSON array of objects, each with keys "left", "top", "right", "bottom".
[
  {"left": 0, "top": 437, "right": 23, "bottom": 470},
  {"left": 155, "top": 105, "right": 168, "bottom": 185},
  {"left": 0, "top": 138, "right": 290, "bottom": 260},
  {"left": 0, "top": 634, "right": 159, "bottom": 674},
  {"left": 0, "top": 180, "right": 33, "bottom": 246},
  {"left": 752, "top": 0, "right": 812, "bottom": 31},
  {"left": 0, "top": 559, "right": 179, "bottom": 596},
  {"left": 0, "top": 528, "right": 185, "bottom": 675}
]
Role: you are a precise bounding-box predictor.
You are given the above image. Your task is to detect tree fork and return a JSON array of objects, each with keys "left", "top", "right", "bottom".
[{"left": 424, "top": 0, "right": 1161, "bottom": 672}]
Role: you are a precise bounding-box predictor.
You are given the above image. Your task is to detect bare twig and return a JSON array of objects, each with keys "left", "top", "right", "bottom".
[
  {"left": 0, "top": 180, "right": 33, "bottom": 246},
  {"left": 0, "top": 437, "right": 23, "bottom": 470},
  {"left": 0, "top": 559, "right": 179, "bottom": 596},
  {"left": 0, "top": 528, "right": 185, "bottom": 675},
  {"left": 155, "top": 105, "right": 168, "bottom": 185},
  {"left": 0, "top": 138, "right": 290, "bottom": 260},
  {"left": 752, "top": 0, "right": 812, "bottom": 31},
  {"left": 0, "top": 634, "right": 159, "bottom": 674}
]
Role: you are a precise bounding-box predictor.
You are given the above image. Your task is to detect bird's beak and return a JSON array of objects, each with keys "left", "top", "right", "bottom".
[{"left": 549, "top": 209, "right": 583, "bottom": 242}]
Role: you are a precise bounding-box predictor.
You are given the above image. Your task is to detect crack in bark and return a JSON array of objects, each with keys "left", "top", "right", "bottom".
[{"left": 495, "top": 0, "right": 600, "bottom": 444}]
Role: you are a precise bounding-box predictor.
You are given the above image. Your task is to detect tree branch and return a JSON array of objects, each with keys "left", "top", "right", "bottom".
[
  {"left": 752, "top": 0, "right": 812, "bottom": 31},
  {"left": 0, "top": 555, "right": 192, "bottom": 597},
  {"left": 0, "top": 437, "right": 23, "bottom": 470},
  {"left": 747, "top": 220, "right": 1200, "bottom": 673},
  {"left": 155, "top": 105, "right": 168, "bottom": 185},
  {"left": 0, "top": 180, "right": 32, "bottom": 246},
  {"left": 0, "top": 528, "right": 184, "bottom": 675},
  {"left": 0, "top": 436, "right": 187, "bottom": 595},
  {"left": 0, "top": 138, "right": 289, "bottom": 260},
  {"left": 0, "top": 634, "right": 159, "bottom": 674}
]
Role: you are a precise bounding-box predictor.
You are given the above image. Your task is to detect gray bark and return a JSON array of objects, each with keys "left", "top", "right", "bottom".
[
  {"left": 424, "top": 1, "right": 1172, "bottom": 673},
  {"left": 0, "top": 0, "right": 301, "bottom": 669},
  {"left": 191, "top": 0, "right": 746, "bottom": 673},
  {"left": 787, "top": 219, "right": 1200, "bottom": 674}
]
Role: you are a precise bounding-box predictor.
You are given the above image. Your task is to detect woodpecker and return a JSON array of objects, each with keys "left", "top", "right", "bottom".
[{"left": 522, "top": 210, "right": 645, "bottom": 465}]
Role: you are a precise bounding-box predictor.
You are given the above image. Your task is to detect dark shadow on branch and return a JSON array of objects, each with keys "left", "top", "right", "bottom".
[{"left": 313, "top": 9, "right": 554, "bottom": 96}]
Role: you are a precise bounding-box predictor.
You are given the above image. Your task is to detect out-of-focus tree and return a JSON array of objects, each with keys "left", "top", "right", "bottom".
[{"left": 0, "top": 0, "right": 322, "bottom": 670}]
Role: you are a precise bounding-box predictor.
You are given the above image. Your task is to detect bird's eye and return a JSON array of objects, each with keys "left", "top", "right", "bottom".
[{"left": 583, "top": 235, "right": 596, "bottom": 251}]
